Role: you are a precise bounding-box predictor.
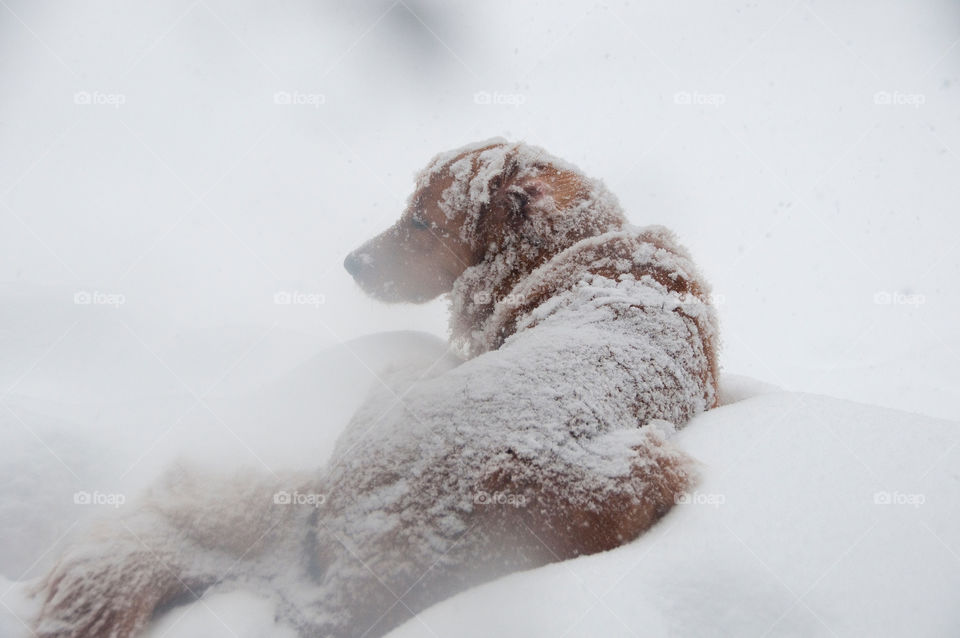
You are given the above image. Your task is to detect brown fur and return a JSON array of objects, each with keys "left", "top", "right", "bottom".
[{"left": 35, "top": 140, "right": 718, "bottom": 638}]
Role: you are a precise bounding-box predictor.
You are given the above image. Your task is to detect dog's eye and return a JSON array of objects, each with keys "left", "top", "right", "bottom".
[{"left": 411, "top": 217, "right": 430, "bottom": 230}]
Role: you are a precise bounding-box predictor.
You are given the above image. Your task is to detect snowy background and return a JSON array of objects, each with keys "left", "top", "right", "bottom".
[{"left": 0, "top": 1, "right": 958, "bottom": 636}]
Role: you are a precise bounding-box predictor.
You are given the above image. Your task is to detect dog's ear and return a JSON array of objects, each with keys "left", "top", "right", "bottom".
[
  {"left": 474, "top": 158, "right": 553, "bottom": 253},
  {"left": 490, "top": 156, "right": 551, "bottom": 221},
  {"left": 502, "top": 180, "right": 549, "bottom": 219}
]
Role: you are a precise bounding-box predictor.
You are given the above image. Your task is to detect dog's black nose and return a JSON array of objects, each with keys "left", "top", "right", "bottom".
[{"left": 343, "top": 252, "right": 363, "bottom": 277}]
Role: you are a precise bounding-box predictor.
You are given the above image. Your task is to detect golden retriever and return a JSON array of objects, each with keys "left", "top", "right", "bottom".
[{"left": 34, "top": 139, "right": 719, "bottom": 638}]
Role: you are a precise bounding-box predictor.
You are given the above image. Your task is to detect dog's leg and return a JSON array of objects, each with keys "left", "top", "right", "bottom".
[
  {"left": 33, "top": 466, "right": 319, "bottom": 638},
  {"left": 32, "top": 512, "right": 200, "bottom": 638},
  {"left": 471, "top": 423, "right": 698, "bottom": 562}
]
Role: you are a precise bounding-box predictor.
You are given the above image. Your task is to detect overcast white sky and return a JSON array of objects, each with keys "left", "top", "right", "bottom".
[{"left": 1, "top": 0, "right": 958, "bottom": 415}]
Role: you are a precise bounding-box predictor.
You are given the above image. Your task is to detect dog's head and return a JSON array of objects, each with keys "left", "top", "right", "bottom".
[{"left": 344, "top": 139, "right": 625, "bottom": 304}]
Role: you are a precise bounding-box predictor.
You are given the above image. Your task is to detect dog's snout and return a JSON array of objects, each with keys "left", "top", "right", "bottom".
[{"left": 343, "top": 252, "right": 364, "bottom": 277}]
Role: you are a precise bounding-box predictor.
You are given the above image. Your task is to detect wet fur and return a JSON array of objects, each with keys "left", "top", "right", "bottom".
[{"left": 34, "top": 140, "right": 719, "bottom": 638}]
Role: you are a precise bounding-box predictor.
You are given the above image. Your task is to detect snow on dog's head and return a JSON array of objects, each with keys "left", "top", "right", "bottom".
[{"left": 343, "top": 139, "right": 626, "bottom": 304}]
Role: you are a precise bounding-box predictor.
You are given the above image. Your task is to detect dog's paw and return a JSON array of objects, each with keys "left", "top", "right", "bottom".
[{"left": 33, "top": 545, "right": 180, "bottom": 638}]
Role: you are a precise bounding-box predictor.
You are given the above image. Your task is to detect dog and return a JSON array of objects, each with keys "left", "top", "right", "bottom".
[{"left": 34, "top": 139, "right": 719, "bottom": 638}]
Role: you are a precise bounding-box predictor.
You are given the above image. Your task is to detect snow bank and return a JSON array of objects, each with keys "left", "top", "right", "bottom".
[
  {"left": 388, "top": 389, "right": 960, "bottom": 638},
  {"left": 1, "top": 330, "right": 956, "bottom": 637}
]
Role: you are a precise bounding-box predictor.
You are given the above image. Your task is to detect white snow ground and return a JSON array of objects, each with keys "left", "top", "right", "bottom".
[
  {"left": 1, "top": 0, "right": 959, "bottom": 636},
  {"left": 0, "top": 339, "right": 957, "bottom": 637}
]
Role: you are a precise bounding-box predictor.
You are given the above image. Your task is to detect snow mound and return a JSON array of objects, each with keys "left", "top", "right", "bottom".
[
  {"left": 386, "top": 391, "right": 960, "bottom": 638},
  {"left": 143, "top": 590, "right": 300, "bottom": 638},
  {"left": 1, "top": 331, "right": 957, "bottom": 637}
]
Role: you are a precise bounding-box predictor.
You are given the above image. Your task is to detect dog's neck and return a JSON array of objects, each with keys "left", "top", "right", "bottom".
[
  {"left": 449, "top": 188, "right": 626, "bottom": 358},
  {"left": 449, "top": 238, "right": 553, "bottom": 358}
]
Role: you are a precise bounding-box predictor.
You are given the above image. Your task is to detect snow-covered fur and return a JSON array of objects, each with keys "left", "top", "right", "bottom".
[{"left": 34, "top": 140, "right": 719, "bottom": 638}]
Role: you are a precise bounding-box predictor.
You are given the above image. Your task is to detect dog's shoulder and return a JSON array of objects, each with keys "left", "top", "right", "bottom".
[{"left": 485, "top": 227, "right": 709, "bottom": 341}]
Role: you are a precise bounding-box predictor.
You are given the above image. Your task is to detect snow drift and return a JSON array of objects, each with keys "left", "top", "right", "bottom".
[{"left": 1, "top": 333, "right": 957, "bottom": 637}]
